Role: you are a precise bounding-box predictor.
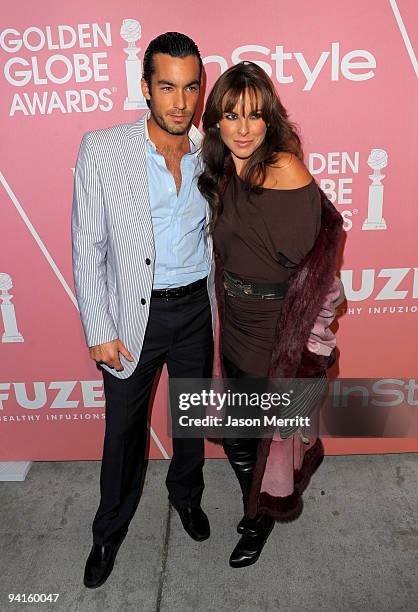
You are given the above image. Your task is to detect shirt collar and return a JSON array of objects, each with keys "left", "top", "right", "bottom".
[{"left": 144, "top": 112, "right": 200, "bottom": 154}]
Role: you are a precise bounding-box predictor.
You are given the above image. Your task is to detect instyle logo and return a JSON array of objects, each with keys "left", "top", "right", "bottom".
[
  {"left": 204, "top": 42, "right": 377, "bottom": 91},
  {"left": 331, "top": 379, "right": 418, "bottom": 407}
]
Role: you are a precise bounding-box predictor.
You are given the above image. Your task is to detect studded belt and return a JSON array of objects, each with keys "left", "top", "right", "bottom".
[{"left": 223, "top": 271, "right": 288, "bottom": 300}]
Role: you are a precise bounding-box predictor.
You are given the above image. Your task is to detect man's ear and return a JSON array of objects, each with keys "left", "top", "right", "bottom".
[{"left": 141, "top": 78, "right": 151, "bottom": 101}]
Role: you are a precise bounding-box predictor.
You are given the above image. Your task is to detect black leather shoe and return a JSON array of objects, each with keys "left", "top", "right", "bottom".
[
  {"left": 237, "top": 515, "right": 254, "bottom": 534},
  {"left": 176, "top": 506, "right": 210, "bottom": 541},
  {"left": 229, "top": 514, "right": 274, "bottom": 568},
  {"left": 83, "top": 535, "right": 125, "bottom": 588}
]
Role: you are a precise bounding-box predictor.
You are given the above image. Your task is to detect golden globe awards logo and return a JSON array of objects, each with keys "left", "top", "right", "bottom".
[
  {"left": 362, "top": 149, "right": 388, "bottom": 230},
  {"left": 1, "top": 23, "right": 114, "bottom": 115},
  {"left": 0, "top": 273, "right": 24, "bottom": 343},
  {"left": 120, "top": 19, "right": 148, "bottom": 110},
  {"left": 0, "top": 20, "right": 149, "bottom": 116},
  {"left": 308, "top": 148, "right": 389, "bottom": 232}
]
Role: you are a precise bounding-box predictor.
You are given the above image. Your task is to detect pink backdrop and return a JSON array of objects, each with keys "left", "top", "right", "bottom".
[{"left": 1, "top": 0, "right": 417, "bottom": 460}]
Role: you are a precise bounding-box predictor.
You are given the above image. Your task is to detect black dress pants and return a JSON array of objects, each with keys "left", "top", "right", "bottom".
[{"left": 92, "top": 285, "right": 213, "bottom": 546}]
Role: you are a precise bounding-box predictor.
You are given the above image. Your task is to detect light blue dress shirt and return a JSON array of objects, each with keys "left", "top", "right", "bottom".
[{"left": 145, "top": 117, "right": 209, "bottom": 289}]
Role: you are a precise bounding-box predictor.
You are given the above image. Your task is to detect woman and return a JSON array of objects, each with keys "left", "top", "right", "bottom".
[{"left": 198, "top": 62, "right": 344, "bottom": 568}]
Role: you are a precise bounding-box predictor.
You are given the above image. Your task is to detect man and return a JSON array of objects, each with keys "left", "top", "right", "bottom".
[{"left": 72, "top": 32, "right": 215, "bottom": 589}]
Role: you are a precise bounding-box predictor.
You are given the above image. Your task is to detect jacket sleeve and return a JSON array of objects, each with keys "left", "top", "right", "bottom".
[
  {"left": 295, "top": 276, "right": 344, "bottom": 377},
  {"left": 306, "top": 276, "right": 345, "bottom": 357},
  {"left": 71, "top": 133, "right": 118, "bottom": 348}
]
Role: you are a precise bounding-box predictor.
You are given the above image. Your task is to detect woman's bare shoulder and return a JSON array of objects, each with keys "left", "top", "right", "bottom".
[{"left": 264, "top": 152, "right": 313, "bottom": 190}]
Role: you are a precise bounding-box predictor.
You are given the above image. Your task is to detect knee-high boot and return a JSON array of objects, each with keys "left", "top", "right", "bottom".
[
  {"left": 222, "top": 436, "right": 274, "bottom": 567},
  {"left": 222, "top": 437, "right": 258, "bottom": 518},
  {"left": 221, "top": 356, "right": 275, "bottom": 567}
]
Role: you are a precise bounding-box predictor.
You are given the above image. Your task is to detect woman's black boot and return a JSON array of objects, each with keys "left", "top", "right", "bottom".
[
  {"left": 222, "top": 437, "right": 258, "bottom": 532},
  {"left": 229, "top": 513, "right": 275, "bottom": 568}
]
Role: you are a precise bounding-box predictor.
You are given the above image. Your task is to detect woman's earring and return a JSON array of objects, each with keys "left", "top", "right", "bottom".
[{"left": 216, "top": 122, "right": 220, "bottom": 128}]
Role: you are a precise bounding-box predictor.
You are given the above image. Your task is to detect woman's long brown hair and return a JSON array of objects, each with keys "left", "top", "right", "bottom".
[{"left": 198, "top": 61, "right": 303, "bottom": 232}]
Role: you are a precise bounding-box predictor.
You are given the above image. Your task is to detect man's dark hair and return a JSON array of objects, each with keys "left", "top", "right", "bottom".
[{"left": 143, "top": 32, "right": 202, "bottom": 106}]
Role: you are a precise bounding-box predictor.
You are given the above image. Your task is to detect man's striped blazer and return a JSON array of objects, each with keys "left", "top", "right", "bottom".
[{"left": 71, "top": 115, "right": 216, "bottom": 379}]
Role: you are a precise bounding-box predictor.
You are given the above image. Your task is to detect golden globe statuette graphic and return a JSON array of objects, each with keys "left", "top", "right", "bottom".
[
  {"left": 120, "top": 19, "right": 148, "bottom": 110},
  {"left": 0, "top": 273, "right": 24, "bottom": 343},
  {"left": 362, "top": 149, "right": 388, "bottom": 230}
]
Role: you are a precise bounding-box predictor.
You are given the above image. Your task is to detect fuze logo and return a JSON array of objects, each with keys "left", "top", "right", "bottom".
[
  {"left": 1, "top": 23, "right": 113, "bottom": 116},
  {"left": 341, "top": 268, "right": 418, "bottom": 301},
  {"left": 0, "top": 380, "right": 105, "bottom": 409}
]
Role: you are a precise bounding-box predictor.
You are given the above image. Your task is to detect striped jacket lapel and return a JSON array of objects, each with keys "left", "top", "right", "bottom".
[{"left": 119, "top": 116, "right": 155, "bottom": 247}]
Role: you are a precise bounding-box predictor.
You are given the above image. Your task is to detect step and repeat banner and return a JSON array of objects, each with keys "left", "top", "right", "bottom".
[{"left": 1, "top": 0, "right": 417, "bottom": 459}]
